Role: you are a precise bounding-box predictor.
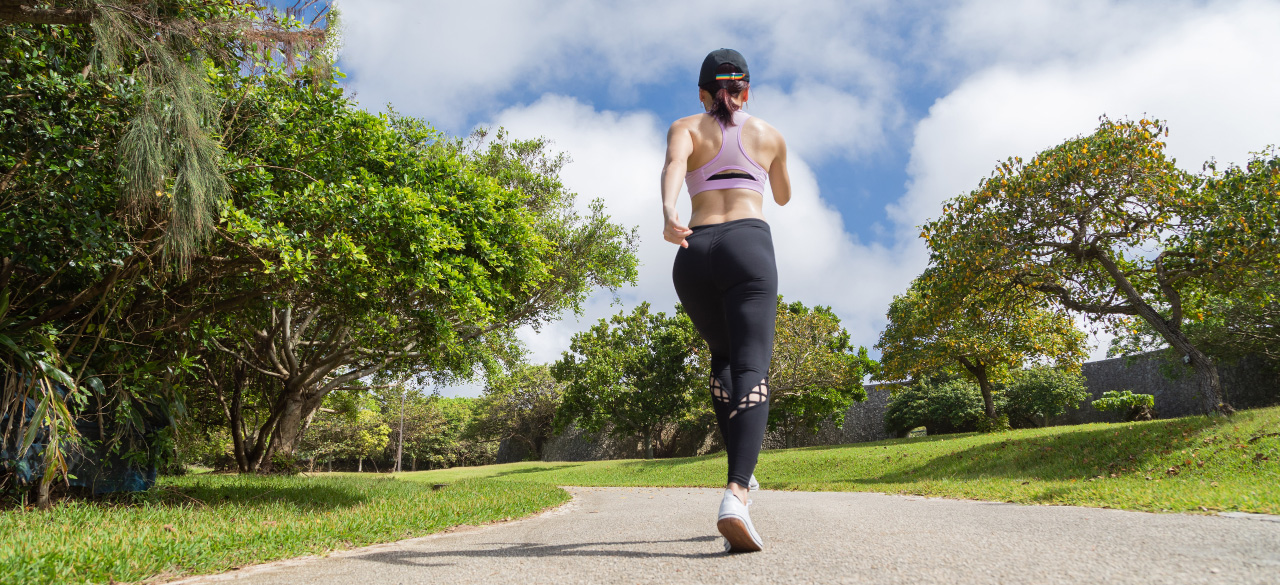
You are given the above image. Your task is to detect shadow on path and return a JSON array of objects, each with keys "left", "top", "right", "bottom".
[{"left": 353, "top": 535, "right": 723, "bottom": 567}]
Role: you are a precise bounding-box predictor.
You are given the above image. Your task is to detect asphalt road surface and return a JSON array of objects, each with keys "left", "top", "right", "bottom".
[{"left": 174, "top": 486, "right": 1280, "bottom": 585}]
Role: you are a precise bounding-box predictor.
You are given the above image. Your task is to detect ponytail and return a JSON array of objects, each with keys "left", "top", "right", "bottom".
[{"left": 705, "top": 64, "right": 748, "bottom": 126}]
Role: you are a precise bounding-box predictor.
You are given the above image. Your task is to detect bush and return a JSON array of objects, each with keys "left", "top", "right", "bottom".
[
  {"left": 998, "top": 366, "right": 1090, "bottom": 428},
  {"left": 1092, "top": 390, "right": 1156, "bottom": 421},
  {"left": 885, "top": 378, "right": 985, "bottom": 437}
]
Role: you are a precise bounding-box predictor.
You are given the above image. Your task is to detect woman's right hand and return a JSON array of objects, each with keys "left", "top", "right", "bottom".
[{"left": 664, "top": 214, "right": 693, "bottom": 248}]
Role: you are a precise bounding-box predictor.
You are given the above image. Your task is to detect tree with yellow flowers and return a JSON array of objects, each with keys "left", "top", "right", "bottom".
[
  {"left": 923, "top": 117, "right": 1279, "bottom": 415},
  {"left": 876, "top": 268, "right": 1087, "bottom": 424}
]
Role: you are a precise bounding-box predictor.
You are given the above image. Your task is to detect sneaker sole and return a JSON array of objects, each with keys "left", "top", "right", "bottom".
[{"left": 717, "top": 516, "right": 762, "bottom": 552}]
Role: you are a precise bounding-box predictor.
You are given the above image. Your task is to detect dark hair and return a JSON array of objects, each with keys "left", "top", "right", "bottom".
[{"left": 703, "top": 63, "right": 748, "bottom": 126}]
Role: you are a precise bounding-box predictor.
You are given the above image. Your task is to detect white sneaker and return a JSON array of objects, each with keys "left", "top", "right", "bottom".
[
  {"left": 717, "top": 489, "right": 763, "bottom": 552},
  {"left": 748, "top": 474, "right": 760, "bottom": 491}
]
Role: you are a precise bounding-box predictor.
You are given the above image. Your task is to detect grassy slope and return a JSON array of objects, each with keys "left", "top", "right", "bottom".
[
  {"left": 0, "top": 476, "right": 568, "bottom": 585},
  {"left": 399, "top": 406, "right": 1280, "bottom": 515}
]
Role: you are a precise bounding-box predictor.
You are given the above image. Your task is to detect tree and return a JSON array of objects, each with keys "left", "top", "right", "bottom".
[
  {"left": 1110, "top": 266, "right": 1280, "bottom": 366},
  {"left": 768, "top": 299, "right": 877, "bottom": 448},
  {"left": 297, "top": 391, "right": 390, "bottom": 473},
  {"left": 0, "top": 4, "right": 341, "bottom": 503},
  {"left": 922, "top": 118, "right": 1278, "bottom": 415},
  {"left": 884, "top": 377, "right": 985, "bottom": 437},
  {"left": 876, "top": 268, "right": 1087, "bottom": 423},
  {"left": 192, "top": 80, "right": 637, "bottom": 471},
  {"left": 552, "top": 303, "right": 702, "bottom": 459},
  {"left": 997, "top": 366, "right": 1089, "bottom": 428},
  {"left": 372, "top": 385, "right": 445, "bottom": 472},
  {"left": 0, "top": 0, "right": 335, "bottom": 257},
  {"left": 472, "top": 364, "right": 564, "bottom": 461}
]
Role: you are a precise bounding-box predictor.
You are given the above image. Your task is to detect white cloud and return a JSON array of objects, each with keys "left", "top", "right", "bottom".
[
  {"left": 749, "top": 83, "right": 900, "bottom": 163},
  {"left": 338, "top": 0, "right": 900, "bottom": 130}
]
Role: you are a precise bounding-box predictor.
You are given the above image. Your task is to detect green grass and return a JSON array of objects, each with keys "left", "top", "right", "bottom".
[
  {"left": 0, "top": 475, "right": 568, "bottom": 585},
  {"left": 398, "top": 406, "right": 1280, "bottom": 515}
]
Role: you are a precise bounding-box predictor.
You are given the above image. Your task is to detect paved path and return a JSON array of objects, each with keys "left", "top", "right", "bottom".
[{"left": 177, "top": 487, "right": 1280, "bottom": 585}]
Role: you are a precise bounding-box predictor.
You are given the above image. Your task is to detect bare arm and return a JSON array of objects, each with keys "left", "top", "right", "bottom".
[
  {"left": 768, "top": 131, "right": 791, "bottom": 206},
  {"left": 661, "top": 121, "right": 695, "bottom": 248}
]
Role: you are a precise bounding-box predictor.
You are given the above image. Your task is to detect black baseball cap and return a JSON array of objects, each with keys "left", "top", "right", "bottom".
[{"left": 699, "top": 48, "right": 750, "bottom": 91}]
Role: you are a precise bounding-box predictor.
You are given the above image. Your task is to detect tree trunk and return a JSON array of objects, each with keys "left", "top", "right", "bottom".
[
  {"left": 975, "top": 373, "right": 996, "bottom": 420},
  {"left": 1137, "top": 305, "right": 1232, "bottom": 415},
  {"left": 643, "top": 430, "right": 654, "bottom": 459},
  {"left": 357, "top": 458, "right": 363, "bottom": 472},
  {"left": 958, "top": 358, "right": 997, "bottom": 420},
  {"left": 269, "top": 394, "right": 307, "bottom": 460},
  {"left": 34, "top": 477, "right": 51, "bottom": 510},
  {"left": 411, "top": 455, "right": 416, "bottom": 472}
]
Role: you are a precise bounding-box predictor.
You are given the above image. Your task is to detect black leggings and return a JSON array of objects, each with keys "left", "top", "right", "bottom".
[{"left": 672, "top": 218, "right": 777, "bottom": 489}]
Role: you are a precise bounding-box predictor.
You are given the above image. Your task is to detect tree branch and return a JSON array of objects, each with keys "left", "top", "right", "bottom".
[{"left": 0, "top": 4, "right": 93, "bottom": 25}]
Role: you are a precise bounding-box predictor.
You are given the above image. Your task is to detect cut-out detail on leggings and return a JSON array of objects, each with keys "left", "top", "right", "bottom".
[
  {"left": 710, "top": 377, "right": 730, "bottom": 404},
  {"left": 728, "top": 377, "right": 769, "bottom": 419}
]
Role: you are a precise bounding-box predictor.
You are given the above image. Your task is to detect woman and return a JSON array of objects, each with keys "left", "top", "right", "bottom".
[{"left": 661, "top": 48, "right": 791, "bottom": 552}]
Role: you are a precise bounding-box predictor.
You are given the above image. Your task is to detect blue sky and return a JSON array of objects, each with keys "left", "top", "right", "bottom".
[{"left": 332, "top": 0, "right": 1280, "bottom": 396}]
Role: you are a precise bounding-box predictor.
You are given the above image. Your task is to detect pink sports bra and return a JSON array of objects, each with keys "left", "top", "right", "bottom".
[{"left": 685, "top": 111, "right": 769, "bottom": 197}]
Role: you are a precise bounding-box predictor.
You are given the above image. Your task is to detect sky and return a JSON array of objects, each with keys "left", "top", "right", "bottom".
[{"left": 332, "top": 0, "right": 1280, "bottom": 397}]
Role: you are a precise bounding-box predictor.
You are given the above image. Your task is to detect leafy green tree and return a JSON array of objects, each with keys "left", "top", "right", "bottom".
[
  {"left": 884, "top": 377, "right": 985, "bottom": 437},
  {"left": 923, "top": 118, "right": 1279, "bottom": 416},
  {"left": 768, "top": 299, "right": 877, "bottom": 448},
  {"left": 876, "top": 268, "right": 1087, "bottom": 423},
  {"left": 997, "top": 366, "right": 1089, "bottom": 428},
  {"left": 0, "top": 7, "right": 331, "bottom": 503},
  {"left": 472, "top": 364, "right": 564, "bottom": 461},
  {"left": 298, "top": 393, "right": 390, "bottom": 472},
  {"left": 374, "top": 386, "right": 446, "bottom": 472},
  {"left": 192, "top": 76, "right": 636, "bottom": 471},
  {"left": 409, "top": 397, "right": 492, "bottom": 469},
  {"left": 552, "top": 303, "right": 702, "bottom": 459},
  {"left": 0, "top": 0, "right": 334, "bottom": 256}
]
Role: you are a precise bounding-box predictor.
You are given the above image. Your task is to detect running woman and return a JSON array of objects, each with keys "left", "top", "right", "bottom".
[{"left": 661, "top": 48, "right": 791, "bottom": 553}]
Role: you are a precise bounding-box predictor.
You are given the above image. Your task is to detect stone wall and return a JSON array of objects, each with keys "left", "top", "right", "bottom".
[
  {"left": 760, "top": 384, "right": 893, "bottom": 449},
  {"left": 518, "top": 355, "right": 1276, "bottom": 463},
  {"left": 1052, "top": 352, "right": 1279, "bottom": 425},
  {"left": 540, "top": 423, "right": 645, "bottom": 462}
]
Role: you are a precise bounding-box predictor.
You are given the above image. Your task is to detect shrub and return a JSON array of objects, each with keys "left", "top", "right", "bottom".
[
  {"left": 998, "top": 366, "right": 1090, "bottom": 428},
  {"left": 1092, "top": 390, "right": 1156, "bottom": 421},
  {"left": 885, "top": 378, "right": 985, "bottom": 437}
]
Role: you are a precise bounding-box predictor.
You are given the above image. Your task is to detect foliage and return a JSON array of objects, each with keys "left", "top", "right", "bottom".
[
  {"left": 923, "top": 117, "right": 1280, "bottom": 415},
  {"left": 373, "top": 385, "right": 439, "bottom": 473},
  {"left": 876, "top": 268, "right": 1086, "bottom": 421},
  {"left": 408, "top": 406, "right": 1280, "bottom": 516},
  {"left": 552, "top": 303, "right": 703, "bottom": 458},
  {"left": 998, "top": 366, "right": 1090, "bottom": 428},
  {"left": 3, "top": 10, "right": 639, "bottom": 500},
  {"left": 298, "top": 393, "right": 390, "bottom": 469},
  {"left": 0, "top": 475, "right": 568, "bottom": 584},
  {"left": 1093, "top": 390, "right": 1156, "bottom": 422},
  {"left": 884, "top": 377, "right": 986, "bottom": 437},
  {"left": 472, "top": 364, "right": 564, "bottom": 461},
  {"left": 195, "top": 84, "right": 638, "bottom": 470},
  {"left": 1110, "top": 266, "right": 1280, "bottom": 367},
  {"left": 768, "top": 299, "right": 876, "bottom": 447}
]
